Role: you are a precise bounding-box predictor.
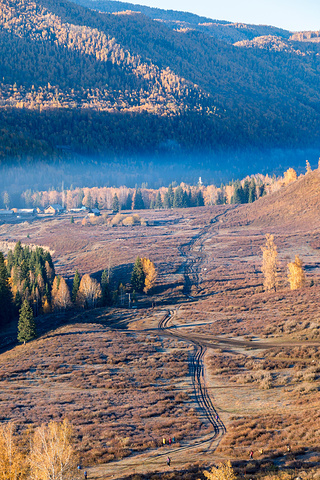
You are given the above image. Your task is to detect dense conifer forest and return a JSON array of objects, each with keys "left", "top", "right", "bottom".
[{"left": 0, "top": 0, "right": 320, "bottom": 164}]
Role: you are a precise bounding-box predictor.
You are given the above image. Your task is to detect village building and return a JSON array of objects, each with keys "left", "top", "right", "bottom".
[
  {"left": 89, "top": 208, "right": 101, "bottom": 216},
  {"left": 44, "top": 204, "right": 64, "bottom": 215},
  {"left": 68, "top": 206, "right": 87, "bottom": 213},
  {"left": 0, "top": 209, "right": 14, "bottom": 216},
  {"left": 11, "top": 208, "right": 36, "bottom": 216}
]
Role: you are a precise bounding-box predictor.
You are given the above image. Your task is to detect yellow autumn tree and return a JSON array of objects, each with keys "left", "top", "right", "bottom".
[
  {"left": 53, "top": 277, "right": 72, "bottom": 311},
  {"left": 76, "top": 274, "right": 102, "bottom": 308},
  {"left": 306, "top": 160, "right": 312, "bottom": 174},
  {"left": 0, "top": 422, "right": 26, "bottom": 480},
  {"left": 203, "top": 461, "right": 237, "bottom": 480},
  {"left": 261, "top": 234, "right": 278, "bottom": 292},
  {"left": 283, "top": 168, "right": 297, "bottom": 185},
  {"left": 30, "top": 420, "right": 75, "bottom": 480},
  {"left": 141, "top": 257, "right": 157, "bottom": 294},
  {"left": 287, "top": 255, "right": 305, "bottom": 290}
]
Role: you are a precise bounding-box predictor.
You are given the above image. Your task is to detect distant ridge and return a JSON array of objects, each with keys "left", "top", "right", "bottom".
[{"left": 72, "top": 0, "right": 292, "bottom": 43}]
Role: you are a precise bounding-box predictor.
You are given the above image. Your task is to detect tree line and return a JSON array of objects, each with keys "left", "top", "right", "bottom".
[
  {"left": 3, "top": 171, "right": 292, "bottom": 211},
  {"left": 0, "top": 242, "right": 157, "bottom": 344}
]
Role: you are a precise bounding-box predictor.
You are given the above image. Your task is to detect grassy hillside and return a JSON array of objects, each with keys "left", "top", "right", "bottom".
[{"left": 224, "top": 168, "right": 320, "bottom": 230}]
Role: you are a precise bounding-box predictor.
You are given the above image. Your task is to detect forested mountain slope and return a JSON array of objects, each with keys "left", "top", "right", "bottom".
[
  {"left": 0, "top": 0, "right": 320, "bottom": 160},
  {"left": 72, "top": 0, "right": 291, "bottom": 44}
]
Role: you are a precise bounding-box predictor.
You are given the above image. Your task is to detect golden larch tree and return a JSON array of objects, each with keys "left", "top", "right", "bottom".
[
  {"left": 283, "top": 168, "right": 297, "bottom": 185},
  {"left": 261, "top": 234, "right": 278, "bottom": 292},
  {"left": 203, "top": 461, "right": 237, "bottom": 480},
  {"left": 287, "top": 255, "right": 305, "bottom": 290},
  {"left": 141, "top": 257, "right": 157, "bottom": 294},
  {"left": 0, "top": 422, "right": 26, "bottom": 480},
  {"left": 53, "top": 278, "right": 72, "bottom": 311},
  {"left": 76, "top": 274, "right": 102, "bottom": 308},
  {"left": 306, "top": 160, "right": 312, "bottom": 173},
  {"left": 30, "top": 420, "right": 75, "bottom": 480}
]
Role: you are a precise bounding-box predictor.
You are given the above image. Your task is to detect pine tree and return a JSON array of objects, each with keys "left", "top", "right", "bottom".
[
  {"left": 125, "top": 192, "right": 132, "bottom": 210},
  {"left": 155, "top": 191, "right": 163, "bottom": 209},
  {"left": 0, "top": 252, "right": 14, "bottom": 328},
  {"left": 133, "top": 189, "right": 145, "bottom": 210},
  {"left": 101, "top": 269, "right": 111, "bottom": 306},
  {"left": 72, "top": 270, "right": 81, "bottom": 303},
  {"left": 112, "top": 193, "right": 120, "bottom": 212},
  {"left": 131, "top": 257, "right": 145, "bottom": 293},
  {"left": 18, "top": 299, "right": 36, "bottom": 344},
  {"left": 164, "top": 185, "right": 174, "bottom": 208},
  {"left": 173, "top": 186, "right": 184, "bottom": 208},
  {"left": 233, "top": 180, "right": 243, "bottom": 204},
  {"left": 248, "top": 178, "right": 257, "bottom": 203},
  {"left": 195, "top": 190, "right": 205, "bottom": 206},
  {"left": 242, "top": 180, "right": 250, "bottom": 203},
  {"left": 261, "top": 234, "right": 278, "bottom": 292}
]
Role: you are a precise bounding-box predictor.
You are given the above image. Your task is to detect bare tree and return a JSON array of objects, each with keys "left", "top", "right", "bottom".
[
  {"left": 30, "top": 420, "right": 75, "bottom": 480},
  {"left": 261, "top": 234, "right": 278, "bottom": 292}
]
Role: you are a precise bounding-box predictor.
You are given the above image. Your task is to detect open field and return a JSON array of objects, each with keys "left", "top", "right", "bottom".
[{"left": 1, "top": 171, "right": 320, "bottom": 478}]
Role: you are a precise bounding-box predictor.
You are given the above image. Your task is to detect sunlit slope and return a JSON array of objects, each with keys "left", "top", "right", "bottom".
[
  {"left": 0, "top": 0, "right": 320, "bottom": 157},
  {"left": 229, "top": 169, "right": 320, "bottom": 229}
]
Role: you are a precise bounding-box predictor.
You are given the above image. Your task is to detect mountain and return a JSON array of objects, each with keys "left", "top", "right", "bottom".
[
  {"left": 0, "top": 0, "right": 320, "bottom": 162},
  {"left": 71, "top": 0, "right": 291, "bottom": 44}
]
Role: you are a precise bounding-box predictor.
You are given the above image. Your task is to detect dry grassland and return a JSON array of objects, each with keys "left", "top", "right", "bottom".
[{"left": 1, "top": 173, "right": 320, "bottom": 477}]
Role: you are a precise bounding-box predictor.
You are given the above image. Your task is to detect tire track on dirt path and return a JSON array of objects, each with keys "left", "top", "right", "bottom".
[
  {"left": 158, "top": 313, "right": 226, "bottom": 450},
  {"left": 178, "top": 207, "right": 234, "bottom": 297}
]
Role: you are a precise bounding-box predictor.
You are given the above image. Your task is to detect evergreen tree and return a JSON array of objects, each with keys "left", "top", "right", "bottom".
[
  {"left": 233, "top": 180, "right": 243, "bottom": 204},
  {"left": 195, "top": 190, "right": 205, "bottom": 206},
  {"left": 242, "top": 180, "right": 250, "bottom": 203},
  {"left": 173, "top": 186, "right": 184, "bottom": 208},
  {"left": 125, "top": 192, "right": 132, "bottom": 210},
  {"left": 133, "top": 189, "right": 145, "bottom": 210},
  {"left": 17, "top": 300, "right": 36, "bottom": 344},
  {"left": 71, "top": 270, "right": 81, "bottom": 303},
  {"left": 112, "top": 193, "right": 120, "bottom": 212},
  {"left": 155, "top": 191, "right": 163, "bottom": 209},
  {"left": 101, "top": 269, "right": 112, "bottom": 306},
  {"left": 70, "top": 215, "right": 74, "bottom": 224},
  {"left": 0, "top": 252, "right": 14, "bottom": 328},
  {"left": 131, "top": 257, "right": 145, "bottom": 293},
  {"left": 164, "top": 185, "right": 174, "bottom": 208},
  {"left": 248, "top": 178, "right": 257, "bottom": 203}
]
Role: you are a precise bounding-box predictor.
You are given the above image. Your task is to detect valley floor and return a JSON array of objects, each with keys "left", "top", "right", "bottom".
[{"left": 0, "top": 202, "right": 320, "bottom": 478}]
